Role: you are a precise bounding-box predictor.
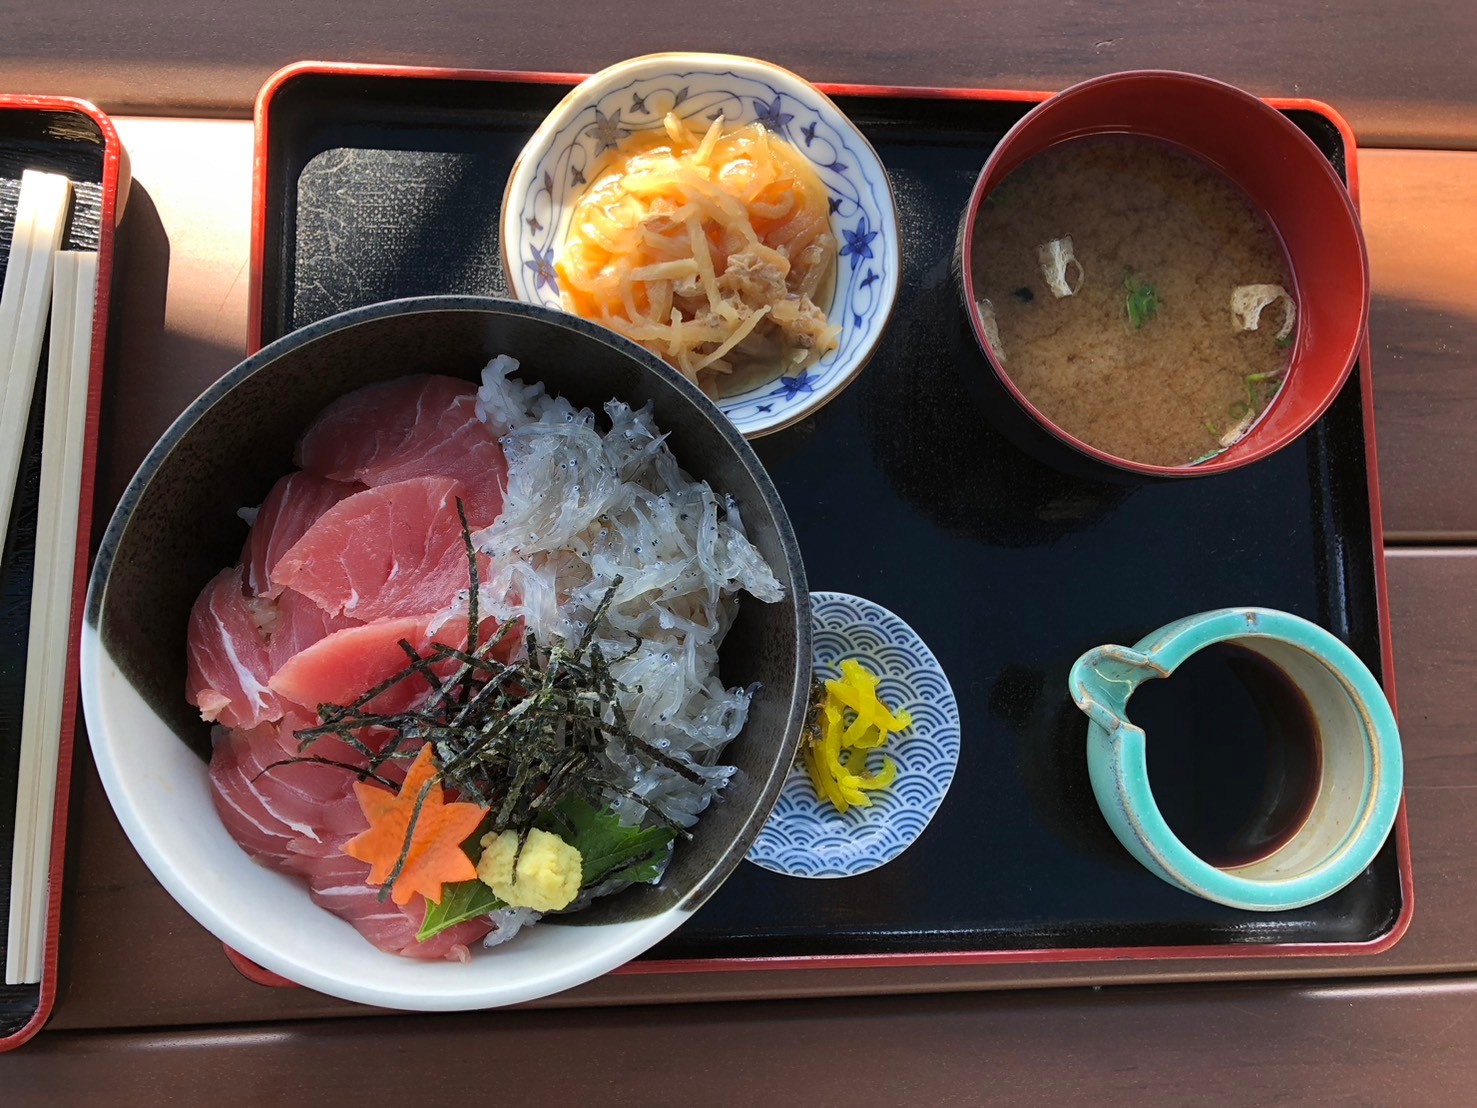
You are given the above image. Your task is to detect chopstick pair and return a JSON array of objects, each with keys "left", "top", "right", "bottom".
[
  {"left": 2, "top": 170, "right": 97, "bottom": 986},
  {"left": 0, "top": 170, "right": 71, "bottom": 556}
]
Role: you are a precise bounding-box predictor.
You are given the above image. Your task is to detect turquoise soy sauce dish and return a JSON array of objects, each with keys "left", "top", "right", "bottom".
[{"left": 1069, "top": 608, "right": 1402, "bottom": 912}]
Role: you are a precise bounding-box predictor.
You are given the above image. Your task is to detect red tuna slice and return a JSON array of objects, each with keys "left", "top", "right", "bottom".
[
  {"left": 268, "top": 612, "right": 497, "bottom": 718},
  {"left": 187, "top": 565, "right": 282, "bottom": 729},
  {"left": 270, "top": 612, "right": 520, "bottom": 720},
  {"left": 305, "top": 850, "right": 492, "bottom": 962},
  {"left": 296, "top": 374, "right": 507, "bottom": 527},
  {"left": 268, "top": 475, "right": 478, "bottom": 623},
  {"left": 242, "top": 472, "right": 362, "bottom": 597},
  {"left": 267, "top": 587, "right": 362, "bottom": 675}
]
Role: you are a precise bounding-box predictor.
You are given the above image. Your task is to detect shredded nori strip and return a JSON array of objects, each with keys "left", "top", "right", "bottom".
[
  {"left": 273, "top": 511, "right": 703, "bottom": 901},
  {"left": 377, "top": 775, "right": 439, "bottom": 903},
  {"left": 251, "top": 756, "right": 399, "bottom": 790},
  {"left": 456, "top": 497, "right": 480, "bottom": 702}
]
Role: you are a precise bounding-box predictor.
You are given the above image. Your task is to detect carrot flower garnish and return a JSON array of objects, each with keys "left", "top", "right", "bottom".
[{"left": 343, "top": 744, "right": 487, "bottom": 905}]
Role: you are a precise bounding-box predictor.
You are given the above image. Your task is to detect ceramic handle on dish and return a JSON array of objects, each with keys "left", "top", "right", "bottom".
[{"left": 1067, "top": 645, "right": 1167, "bottom": 735}]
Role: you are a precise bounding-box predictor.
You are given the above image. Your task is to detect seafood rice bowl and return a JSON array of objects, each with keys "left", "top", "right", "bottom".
[{"left": 82, "top": 298, "right": 808, "bottom": 1009}]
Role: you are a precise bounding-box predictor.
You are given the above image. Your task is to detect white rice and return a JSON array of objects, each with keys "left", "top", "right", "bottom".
[{"left": 472, "top": 355, "right": 784, "bottom": 830}]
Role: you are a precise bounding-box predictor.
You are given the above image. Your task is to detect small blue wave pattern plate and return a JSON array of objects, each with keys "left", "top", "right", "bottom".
[
  {"left": 501, "top": 52, "right": 900, "bottom": 439},
  {"left": 747, "top": 592, "right": 960, "bottom": 879}
]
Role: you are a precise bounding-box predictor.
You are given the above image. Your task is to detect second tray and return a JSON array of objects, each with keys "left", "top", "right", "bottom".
[{"left": 249, "top": 62, "right": 1409, "bottom": 972}]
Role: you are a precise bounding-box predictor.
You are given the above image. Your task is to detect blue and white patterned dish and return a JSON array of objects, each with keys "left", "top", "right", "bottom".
[
  {"left": 747, "top": 592, "right": 960, "bottom": 879},
  {"left": 501, "top": 52, "right": 900, "bottom": 438}
]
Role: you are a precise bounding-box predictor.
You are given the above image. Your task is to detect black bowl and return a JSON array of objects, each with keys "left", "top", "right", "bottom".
[{"left": 84, "top": 297, "right": 810, "bottom": 998}]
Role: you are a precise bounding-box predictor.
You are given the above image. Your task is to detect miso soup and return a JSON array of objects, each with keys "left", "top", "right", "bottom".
[{"left": 970, "top": 136, "right": 1296, "bottom": 467}]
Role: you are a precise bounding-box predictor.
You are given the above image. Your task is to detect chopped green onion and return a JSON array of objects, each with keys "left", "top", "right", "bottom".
[{"left": 1123, "top": 271, "right": 1158, "bottom": 329}]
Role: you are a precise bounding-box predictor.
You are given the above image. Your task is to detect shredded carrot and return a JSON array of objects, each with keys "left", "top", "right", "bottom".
[{"left": 342, "top": 744, "right": 488, "bottom": 906}]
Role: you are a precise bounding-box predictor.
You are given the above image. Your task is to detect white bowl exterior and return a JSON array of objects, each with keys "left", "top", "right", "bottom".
[
  {"left": 80, "top": 624, "right": 694, "bottom": 1010},
  {"left": 503, "top": 53, "right": 899, "bottom": 437}
]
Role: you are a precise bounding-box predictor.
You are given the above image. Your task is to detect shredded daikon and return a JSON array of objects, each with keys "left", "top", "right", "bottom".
[
  {"left": 630, "top": 260, "right": 699, "bottom": 282},
  {"left": 692, "top": 115, "right": 724, "bottom": 165},
  {"left": 694, "top": 305, "right": 771, "bottom": 371},
  {"left": 557, "top": 113, "right": 838, "bottom": 398}
]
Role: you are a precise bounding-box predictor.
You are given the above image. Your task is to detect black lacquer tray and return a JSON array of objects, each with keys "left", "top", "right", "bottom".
[
  {"left": 248, "top": 64, "right": 1408, "bottom": 974},
  {"left": 0, "top": 95, "right": 121, "bottom": 1050}
]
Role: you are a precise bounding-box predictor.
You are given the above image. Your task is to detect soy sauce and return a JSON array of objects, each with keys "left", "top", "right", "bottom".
[{"left": 1131, "top": 643, "right": 1320, "bottom": 868}]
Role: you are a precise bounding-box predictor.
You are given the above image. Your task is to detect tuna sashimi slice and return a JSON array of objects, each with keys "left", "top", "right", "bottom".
[
  {"left": 209, "top": 726, "right": 297, "bottom": 866},
  {"left": 211, "top": 725, "right": 490, "bottom": 961},
  {"left": 268, "top": 612, "right": 513, "bottom": 717},
  {"left": 296, "top": 374, "right": 507, "bottom": 527},
  {"left": 268, "top": 475, "right": 473, "bottom": 623},
  {"left": 305, "top": 850, "right": 493, "bottom": 962},
  {"left": 242, "top": 472, "right": 362, "bottom": 597},
  {"left": 269, "top": 615, "right": 435, "bottom": 716},
  {"left": 187, "top": 566, "right": 282, "bottom": 729},
  {"left": 209, "top": 722, "right": 362, "bottom": 872}
]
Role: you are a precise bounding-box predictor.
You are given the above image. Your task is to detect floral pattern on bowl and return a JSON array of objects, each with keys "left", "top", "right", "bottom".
[
  {"left": 747, "top": 592, "right": 960, "bottom": 879},
  {"left": 502, "top": 52, "right": 900, "bottom": 438}
]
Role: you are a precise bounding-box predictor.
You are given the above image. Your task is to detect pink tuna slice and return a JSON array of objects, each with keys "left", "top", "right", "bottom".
[
  {"left": 267, "top": 587, "right": 362, "bottom": 676},
  {"left": 209, "top": 722, "right": 362, "bottom": 873},
  {"left": 186, "top": 566, "right": 282, "bottom": 729},
  {"left": 305, "top": 850, "right": 492, "bottom": 961},
  {"left": 268, "top": 475, "right": 476, "bottom": 623},
  {"left": 209, "top": 725, "right": 298, "bottom": 866},
  {"left": 296, "top": 374, "right": 507, "bottom": 527},
  {"left": 270, "top": 614, "right": 430, "bottom": 716},
  {"left": 242, "top": 472, "right": 362, "bottom": 597},
  {"left": 210, "top": 724, "right": 490, "bottom": 960}
]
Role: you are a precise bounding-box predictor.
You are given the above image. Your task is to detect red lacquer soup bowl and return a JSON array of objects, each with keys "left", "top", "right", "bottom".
[{"left": 958, "top": 70, "right": 1370, "bottom": 478}]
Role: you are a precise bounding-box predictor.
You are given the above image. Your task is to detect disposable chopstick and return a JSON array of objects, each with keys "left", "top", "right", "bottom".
[
  {"left": 4, "top": 250, "right": 96, "bottom": 985},
  {"left": 0, "top": 170, "right": 72, "bottom": 567},
  {"left": 1, "top": 171, "right": 71, "bottom": 987},
  {"left": 5, "top": 252, "right": 98, "bottom": 984}
]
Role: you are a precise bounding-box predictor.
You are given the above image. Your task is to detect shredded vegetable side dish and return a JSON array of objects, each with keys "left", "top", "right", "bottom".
[{"left": 558, "top": 112, "right": 839, "bottom": 398}]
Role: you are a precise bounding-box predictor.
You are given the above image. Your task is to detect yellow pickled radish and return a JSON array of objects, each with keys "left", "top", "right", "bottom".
[
  {"left": 801, "top": 659, "right": 912, "bottom": 815},
  {"left": 858, "top": 755, "right": 897, "bottom": 790}
]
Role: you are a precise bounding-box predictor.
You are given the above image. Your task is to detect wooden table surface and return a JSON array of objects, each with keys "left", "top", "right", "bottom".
[{"left": 7, "top": 6, "right": 1477, "bottom": 1100}]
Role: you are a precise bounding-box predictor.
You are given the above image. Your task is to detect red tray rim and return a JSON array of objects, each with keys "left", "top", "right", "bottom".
[
  {"left": 0, "top": 93, "right": 126, "bottom": 1052},
  {"left": 237, "top": 58, "right": 1412, "bottom": 990}
]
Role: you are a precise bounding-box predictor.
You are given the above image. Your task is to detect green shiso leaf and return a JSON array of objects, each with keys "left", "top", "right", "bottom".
[
  {"left": 544, "top": 795, "right": 676, "bottom": 889},
  {"left": 418, "top": 880, "right": 507, "bottom": 942},
  {"left": 416, "top": 795, "right": 677, "bottom": 942}
]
